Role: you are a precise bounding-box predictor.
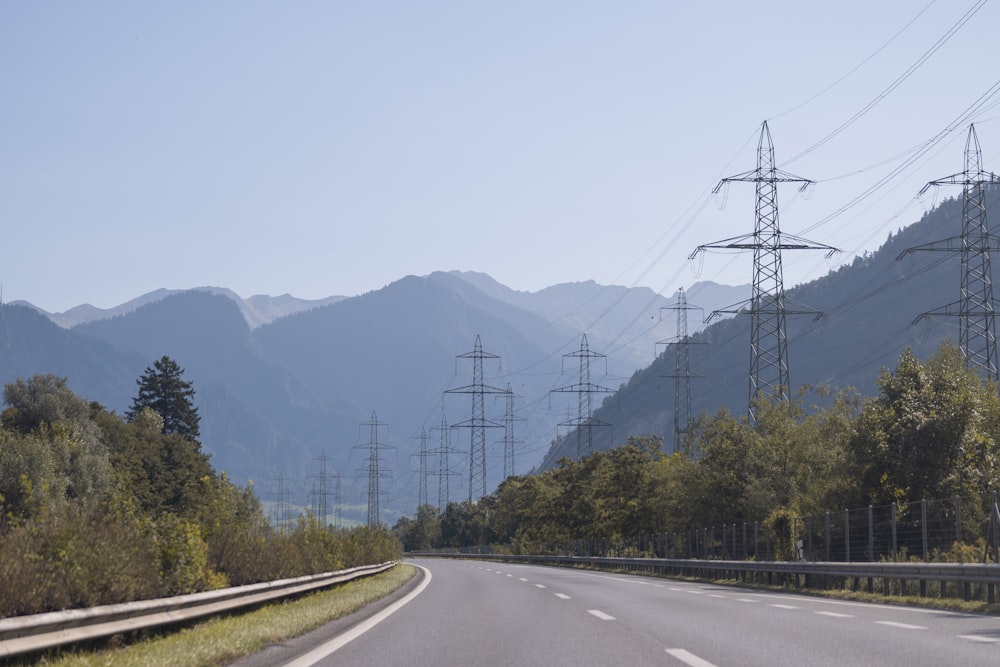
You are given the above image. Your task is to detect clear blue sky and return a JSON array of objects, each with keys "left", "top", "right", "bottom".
[{"left": 2, "top": 1, "right": 999, "bottom": 312}]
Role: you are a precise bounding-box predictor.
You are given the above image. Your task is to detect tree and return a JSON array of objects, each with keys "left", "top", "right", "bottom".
[{"left": 126, "top": 356, "right": 201, "bottom": 442}]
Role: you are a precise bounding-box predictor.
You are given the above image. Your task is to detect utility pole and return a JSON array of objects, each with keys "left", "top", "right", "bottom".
[
  {"left": 354, "top": 412, "right": 392, "bottom": 526},
  {"left": 430, "top": 413, "right": 462, "bottom": 509},
  {"left": 896, "top": 124, "right": 1000, "bottom": 382},
  {"left": 550, "top": 334, "right": 613, "bottom": 460},
  {"left": 444, "top": 335, "right": 506, "bottom": 501},
  {"left": 690, "top": 121, "right": 837, "bottom": 423},
  {"left": 658, "top": 287, "right": 704, "bottom": 452}
]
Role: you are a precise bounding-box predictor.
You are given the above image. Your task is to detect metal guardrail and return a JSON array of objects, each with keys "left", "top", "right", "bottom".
[
  {"left": 409, "top": 552, "right": 1000, "bottom": 600},
  {"left": 0, "top": 561, "right": 397, "bottom": 660}
]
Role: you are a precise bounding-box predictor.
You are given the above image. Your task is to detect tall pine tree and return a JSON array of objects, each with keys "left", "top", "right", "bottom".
[{"left": 126, "top": 356, "right": 201, "bottom": 442}]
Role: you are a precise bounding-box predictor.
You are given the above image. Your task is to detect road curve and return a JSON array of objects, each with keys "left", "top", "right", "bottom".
[{"left": 238, "top": 558, "right": 1000, "bottom": 667}]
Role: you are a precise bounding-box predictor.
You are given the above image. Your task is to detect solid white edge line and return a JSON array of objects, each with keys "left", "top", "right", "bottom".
[
  {"left": 665, "top": 648, "right": 719, "bottom": 667},
  {"left": 587, "top": 609, "right": 616, "bottom": 621},
  {"left": 282, "top": 564, "right": 432, "bottom": 667}
]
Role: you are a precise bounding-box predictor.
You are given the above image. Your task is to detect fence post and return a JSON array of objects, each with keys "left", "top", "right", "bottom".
[
  {"left": 825, "top": 511, "right": 831, "bottom": 561},
  {"left": 955, "top": 495, "right": 962, "bottom": 544},
  {"left": 807, "top": 516, "right": 813, "bottom": 561},
  {"left": 844, "top": 508, "right": 851, "bottom": 563},
  {"left": 867, "top": 505, "right": 874, "bottom": 562},
  {"left": 921, "top": 499, "right": 928, "bottom": 561},
  {"left": 732, "top": 523, "right": 737, "bottom": 560},
  {"left": 754, "top": 521, "right": 759, "bottom": 559},
  {"left": 891, "top": 502, "right": 897, "bottom": 562},
  {"left": 993, "top": 491, "right": 1000, "bottom": 564},
  {"left": 722, "top": 524, "right": 727, "bottom": 559},
  {"left": 743, "top": 521, "right": 747, "bottom": 559}
]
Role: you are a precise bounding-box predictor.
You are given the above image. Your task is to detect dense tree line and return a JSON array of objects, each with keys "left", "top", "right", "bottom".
[
  {"left": 0, "top": 361, "right": 399, "bottom": 618},
  {"left": 395, "top": 344, "right": 1000, "bottom": 555}
]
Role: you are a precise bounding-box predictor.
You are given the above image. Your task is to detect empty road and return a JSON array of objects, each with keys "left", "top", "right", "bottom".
[{"left": 237, "top": 557, "right": 1000, "bottom": 666}]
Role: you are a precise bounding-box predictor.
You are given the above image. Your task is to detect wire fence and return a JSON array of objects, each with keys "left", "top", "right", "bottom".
[{"left": 504, "top": 492, "right": 1000, "bottom": 564}]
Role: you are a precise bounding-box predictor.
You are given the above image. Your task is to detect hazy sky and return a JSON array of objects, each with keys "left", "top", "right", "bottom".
[{"left": 2, "top": 1, "right": 999, "bottom": 312}]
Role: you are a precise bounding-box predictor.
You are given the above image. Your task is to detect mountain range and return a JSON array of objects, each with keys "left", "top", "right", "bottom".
[
  {"left": 3, "top": 189, "right": 993, "bottom": 521},
  {"left": 1, "top": 271, "right": 745, "bottom": 522}
]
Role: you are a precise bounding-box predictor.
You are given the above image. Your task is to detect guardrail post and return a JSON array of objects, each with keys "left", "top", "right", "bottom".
[
  {"left": 844, "top": 509, "right": 851, "bottom": 564},
  {"left": 742, "top": 521, "right": 748, "bottom": 560},
  {"left": 754, "top": 521, "right": 759, "bottom": 560},
  {"left": 732, "top": 523, "right": 737, "bottom": 561}
]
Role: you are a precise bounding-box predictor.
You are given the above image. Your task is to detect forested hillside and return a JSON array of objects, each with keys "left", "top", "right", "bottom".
[{"left": 539, "top": 189, "right": 1000, "bottom": 464}]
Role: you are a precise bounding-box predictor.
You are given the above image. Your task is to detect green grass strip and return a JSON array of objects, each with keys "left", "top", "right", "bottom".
[{"left": 34, "top": 564, "right": 416, "bottom": 667}]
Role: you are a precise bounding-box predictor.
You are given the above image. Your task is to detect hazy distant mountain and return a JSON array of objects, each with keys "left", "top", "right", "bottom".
[
  {"left": 537, "top": 190, "right": 1000, "bottom": 467},
  {"left": 14, "top": 287, "right": 344, "bottom": 329},
  {"left": 3, "top": 189, "right": 985, "bottom": 519},
  {"left": 432, "top": 271, "right": 749, "bottom": 377}
]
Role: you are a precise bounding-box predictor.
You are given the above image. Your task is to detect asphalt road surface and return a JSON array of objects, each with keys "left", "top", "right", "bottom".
[{"left": 234, "top": 557, "right": 1000, "bottom": 666}]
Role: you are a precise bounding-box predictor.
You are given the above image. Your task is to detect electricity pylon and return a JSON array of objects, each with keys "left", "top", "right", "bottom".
[
  {"left": 309, "top": 451, "right": 330, "bottom": 524},
  {"left": 430, "top": 413, "right": 462, "bottom": 509},
  {"left": 354, "top": 412, "right": 392, "bottom": 526},
  {"left": 896, "top": 124, "right": 1000, "bottom": 382},
  {"left": 413, "top": 428, "right": 430, "bottom": 509},
  {"left": 444, "top": 335, "right": 506, "bottom": 501},
  {"left": 690, "top": 121, "right": 837, "bottom": 423},
  {"left": 497, "top": 383, "right": 524, "bottom": 479},
  {"left": 550, "top": 334, "right": 613, "bottom": 460},
  {"left": 658, "top": 287, "right": 704, "bottom": 452}
]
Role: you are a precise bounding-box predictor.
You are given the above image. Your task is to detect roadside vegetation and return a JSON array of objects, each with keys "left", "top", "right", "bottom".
[
  {"left": 395, "top": 343, "right": 1000, "bottom": 565},
  {"left": 15, "top": 564, "right": 416, "bottom": 667},
  {"left": 0, "top": 359, "right": 400, "bottom": 619}
]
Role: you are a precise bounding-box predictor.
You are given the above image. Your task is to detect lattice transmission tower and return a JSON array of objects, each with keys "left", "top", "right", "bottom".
[
  {"left": 309, "top": 451, "right": 331, "bottom": 525},
  {"left": 691, "top": 121, "right": 837, "bottom": 423},
  {"left": 498, "top": 383, "right": 524, "bottom": 479},
  {"left": 430, "top": 413, "right": 462, "bottom": 509},
  {"left": 413, "top": 428, "right": 430, "bottom": 509},
  {"left": 354, "top": 412, "right": 392, "bottom": 526},
  {"left": 444, "top": 335, "right": 506, "bottom": 501},
  {"left": 550, "top": 334, "right": 613, "bottom": 460},
  {"left": 658, "top": 287, "right": 704, "bottom": 452},
  {"left": 896, "top": 124, "right": 1000, "bottom": 382}
]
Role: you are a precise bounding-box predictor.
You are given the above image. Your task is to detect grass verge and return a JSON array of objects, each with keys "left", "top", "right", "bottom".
[{"left": 29, "top": 564, "right": 417, "bottom": 667}]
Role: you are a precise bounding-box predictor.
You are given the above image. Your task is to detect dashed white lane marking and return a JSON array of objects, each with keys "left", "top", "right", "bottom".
[
  {"left": 771, "top": 604, "right": 799, "bottom": 610},
  {"left": 736, "top": 598, "right": 757, "bottom": 603},
  {"left": 519, "top": 577, "right": 528, "bottom": 582},
  {"left": 554, "top": 593, "right": 571, "bottom": 600},
  {"left": 709, "top": 594, "right": 726, "bottom": 599},
  {"left": 665, "top": 648, "right": 719, "bottom": 667},
  {"left": 669, "top": 587, "right": 685, "bottom": 592},
  {"left": 587, "top": 609, "right": 616, "bottom": 621},
  {"left": 534, "top": 583, "right": 547, "bottom": 589},
  {"left": 958, "top": 634, "right": 1000, "bottom": 644},
  {"left": 506, "top": 574, "right": 513, "bottom": 577},
  {"left": 815, "top": 611, "right": 854, "bottom": 618},
  {"left": 687, "top": 590, "right": 705, "bottom": 595},
  {"left": 875, "top": 621, "right": 927, "bottom": 630}
]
